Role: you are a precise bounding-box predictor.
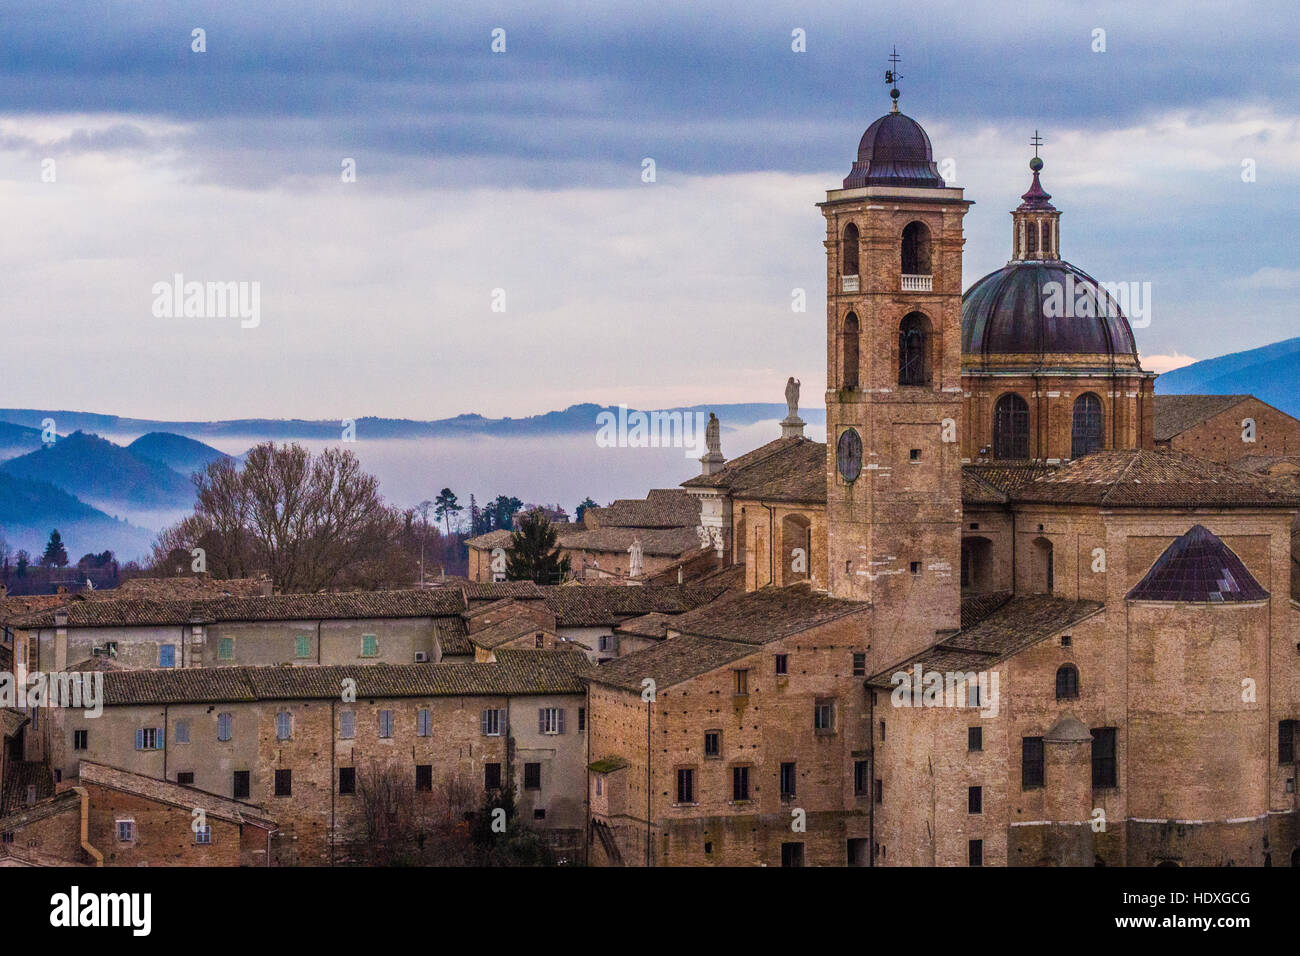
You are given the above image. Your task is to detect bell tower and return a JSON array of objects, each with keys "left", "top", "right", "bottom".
[{"left": 820, "top": 61, "right": 971, "bottom": 664}]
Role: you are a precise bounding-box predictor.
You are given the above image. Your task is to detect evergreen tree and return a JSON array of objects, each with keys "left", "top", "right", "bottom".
[
  {"left": 504, "top": 509, "right": 571, "bottom": 584},
  {"left": 42, "top": 529, "right": 69, "bottom": 568},
  {"left": 575, "top": 497, "right": 598, "bottom": 522}
]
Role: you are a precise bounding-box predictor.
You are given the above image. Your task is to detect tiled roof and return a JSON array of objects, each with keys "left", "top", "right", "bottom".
[
  {"left": 584, "top": 634, "right": 757, "bottom": 692},
  {"left": 962, "top": 469, "right": 1009, "bottom": 505},
  {"left": 868, "top": 596, "right": 1104, "bottom": 686},
  {"left": 1009, "top": 450, "right": 1300, "bottom": 508},
  {"left": 682, "top": 437, "right": 827, "bottom": 503},
  {"left": 612, "top": 612, "right": 677, "bottom": 640},
  {"left": 463, "top": 529, "right": 514, "bottom": 550},
  {"left": 963, "top": 462, "right": 1058, "bottom": 498},
  {"left": 462, "top": 581, "right": 544, "bottom": 601},
  {"left": 0, "top": 761, "right": 54, "bottom": 816},
  {"left": 541, "top": 583, "right": 728, "bottom": 627},
  {"left": 468, "top": 618, "right": 552, "bottom": 650},
  {"left": 77, "top": 762, "right": 275, "bottom": 828},
  {"left": 114, "top": 577, "right": 267, "bottom": 599},
  {"left": 1153, "top": 394, "right": 1251, "bottom": 442},
  {"left": 667, "top": 582, "right": 869, "bottom": 644},
  {"left": 98, "top": 651, "right": 590, "bottom": 706},
  {"left": 0, "top": 593, "right": 68, "bottom": 625},
  {"left": 12, "top": 588, "right": 469, "bottom": 629},
  {"left": 584, "top": 489, "right": 701, "bottom": 529},
  {"left": 434, "top": 617, "right": 472, "bottom": 656},
  {"left": 0, "top": 709, "right": 28, "bottom": 739},
  {"left": 960, "top": 591, "right": 1013, "bottom": 629},
  {"left": 0, "top": 789, "right": 81, "bottom": 832},
  {"left": 1126, "top": 524, "right": 1269, "bottom": 603},
  {"left": 558, "top": 525, "right": 703, "bottom": 557}
]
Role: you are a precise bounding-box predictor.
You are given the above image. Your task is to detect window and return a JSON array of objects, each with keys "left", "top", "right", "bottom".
[
  {"left": 379, "top": 710, "right": 394, "bottom": 738},
  {"left": 176, "top": 771, "right": 194, "bottom": 785},
  {"left": 901, "top": 220, "right": 931, "bottom": 275},
  {"left": 993, "top": 393, "right": 1030, "bottom": 460},
  {"left": 847, "top": 838, "right": 869, "bottom": 867},
  {"left": 879, "top": 720, "right": 886, "bottom": 742},
  {"left": 874, "top": 778, "right": 883, "bottom": 804},
  {"left": 968, "top": 786, "right": 982, "bottom": 814},
  {"left": 117, "top": 820, "right": 135, "bottom": 842},
  {"left": 417, "top": 708, "right": 432, "bottom": 737},
  {"left": 535, "top": 633, "right": 544, "bottom": 648},
  {"left": 175, "top": 721, "right": 189, "bottom": 744},
  {"left": 218, "top": 637, "right": 234, "bottom": 660},
  {"left": 813, "top": 699, "right": 835, "bottom": 734},
  {"left": 968, "top": 839, "right": 983, "bottom": 867},
  {"left": 841, "top": 313, "right": 860, "bottom": 389},
  {"left": 676, "top": 768, "right": 695, "bottom": 804},
  {"left": 73, "top": 729, "right": 88, "bottom": 750},
  {"left": 135, "top": 727, "right": 162, "bottom": 750},
  {"left": 416, "top": 764, "right": 433, "bottom": 792},
  {"left": 578, "top": 707, "right": 586, "bottom": 732},
  {"left": 841, "top": 222, "right": 859, "bottom": 275},
  {"left": 732, "top": 766, "right": 750, "bottom": 801},
  {"left": 780, "top": 762, "right": 796, "bottom": 799},
  {"left": 539, "top": 707, "right": 565, "bottom": 735},
  {"left": 910, "top": 448, "right": 921, "bottom": 461},
  {"left": 274, "top": 769, "right": 292, "bottom": 797},
  {"left": 1092, "top": 727, "right": 1117, "bottom": 788},
  {"left": 484, "top": 763, "right": 502, "bottom": 790},
  {"left": 775, "top": 654, "right": 788, "bottom": 675},
  {"left": 523, "top": 762, "right": 541, "bottom": 791},
  {"left": 1055, "top": 664, "right": 1080, "bottom": 700},
  {"left": 217, "top": 712, "right": 233, "bottom": 742},
  {"left": 704, "top": 730, "right": 720, "bottom": 758},
  {"left": 595, "top": 777, "right": 602, "bottom": 797},
  {"left": 781, "top": 842, "right": 805, "bottom": 868},
  {"left": 232, "top": 771, "right": 250, "bottom": 799},
  {"left": 533, "top": 809, "right": 546, "bottom": 821},
  {"left": 276, "top": 711, "right": 292, "bottom": 741},
  {"left": 598, "top": 635, "right": 610, "bottom": 652},
  {"left": 852, "top": 652, "right": 866, "bottom": 676},
  {"left": 295, "top": 634, "right": 311, "bottom": 658},
  {"left": 898, "top": 312, "right": 931, "bottom": 386},
  {"left": 909, "top": 561, "right": 921, "bottom": 574},
  {"left": 340, "top": 711, "right": 355, "bottom": 739},
  {"left": 1061, "top": 633, "right": 1072, "bottom": 647},
  {"left": 733, "top": 669, "right": 749, "bottom": 696},
  {"left": 968, "top": 726, "right": 982, "bottom": 752},
  {"left": 1071, "top": 393, "right": 1104, "bottom": 458},
  {"left": 159, "top": 644, "right": 176, "bottom": 668},
  {"left": 194, "top": 825, "right": 211, "bottom": 845},
  {"left": 1022, "top": 737, "right": 1045, "bottom": 789},
  {"left": 338, "top": 767, "right": 356, "bottom": 795},
  {"left": 361, "top": 634, "right": 378, "bottom": 657},
  {"left": 854, "top": 760, "right": 869, "bottom": 795},
  {"left": 1278, "top": 720, "right": 1297, "bottom": 765},
  {"left": 481, "top": 708, "right": 505, "bottom": 736}
]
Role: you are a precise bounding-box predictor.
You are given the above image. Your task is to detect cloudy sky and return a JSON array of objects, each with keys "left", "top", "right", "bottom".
[{"left": 1, "top": 0, "right": 1296, "bottom": 421}]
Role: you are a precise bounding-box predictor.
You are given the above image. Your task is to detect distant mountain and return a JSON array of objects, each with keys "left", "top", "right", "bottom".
[
  {"left": 0, "top": 431, "right": 195, "bottom": 509},
  {"left": 128, "top": 432, "right": 230, "bottom": 477},
  {"left": 1155, "top": 337, "right": 1300, "bottom": 418},
  {"left": 0, "top": 420, "right": 53, "bottom": 462},
  {"left": 0, "top": 471, "right": 155, "bottom": 561},
  {"left": 0, "top": 402, "right": 826, "bottom": 442}
]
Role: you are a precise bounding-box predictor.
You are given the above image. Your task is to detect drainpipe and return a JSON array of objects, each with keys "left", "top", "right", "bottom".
[
  {"left": 316, "top": 621, "right": 322, "bottom": 664},
  {"left": 867, "top": 687, "right": 875, "bottom": 866},
  {"left": 761, "top": 502, "right": 777, "bottom": 587},
  {"left": 646, "top": 696, "right": 652, "bottom": 867},
  {"left": 73, "top": 786, "right": 103, "bottom": 866},
  {"left": 329, "top": 698, "right": 335, "bottom": 866}
]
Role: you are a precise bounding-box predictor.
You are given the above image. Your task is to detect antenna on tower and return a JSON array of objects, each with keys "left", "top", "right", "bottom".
[{"left": 885, "top": 46, "right": 902, "bottom": 112}]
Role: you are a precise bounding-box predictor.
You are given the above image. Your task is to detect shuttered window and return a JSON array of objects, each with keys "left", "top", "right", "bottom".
[
  {"left": 159, "top": 644, "right": 176, "bottom": 668},
  {"left": 379, "top": 710, "right": 394, "bottom": 738},
  {"left": 276, "top": 712, "right": 292, "bottom": 741},
  {"left": 539, "top": 707, "right": 564, "bottom": 735},
  {"left": 361, "top": 634, "right": 379, "bottom": 657},
  {"left": 417, "top": 708, "right": 432, "bottom": 737},
  {"left": 218, "top": 637, "right": 234, "bottom": 660},
  {"left": 217, "top": 713, "right": 232, "bottom": 742},
  {"left": 135, "top": 728, "right": 162, "bottom": 750},
  {"left": 174, "top": 721, "right": 190, "bottom": 744},
  {"left": 295, "top": 634, "right": 311, "bottom": 658},
  {"left": 339, "top": 711, "right": 355, "bottom": 739},
  {"left": 481, "top": 709, "right": 505, "bottom": 736}
]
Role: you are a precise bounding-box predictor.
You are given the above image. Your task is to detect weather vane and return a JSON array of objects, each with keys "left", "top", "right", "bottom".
[{"left": 885, "top": 46, "right": 902, "bottom": 111}]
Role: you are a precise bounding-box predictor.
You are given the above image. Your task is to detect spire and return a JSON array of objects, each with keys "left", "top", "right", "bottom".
[
  {"left": 1010, "top": 131, "right": 1061, "bottom": 261},
  {"left": 885, "top": 46, "right": 902, "bottom": 113}
]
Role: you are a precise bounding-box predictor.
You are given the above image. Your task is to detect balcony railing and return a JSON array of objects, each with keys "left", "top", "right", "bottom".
[
  {"left": 841, "top": 274, "right": 859, "bottom": 292},
  {"left": 901, "top": 274, "right": 932, "bottom": 292}
]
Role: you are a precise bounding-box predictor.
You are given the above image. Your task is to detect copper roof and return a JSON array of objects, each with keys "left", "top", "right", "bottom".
[{"left": 842, "top": 111, "right": 947, "bottom": 189}]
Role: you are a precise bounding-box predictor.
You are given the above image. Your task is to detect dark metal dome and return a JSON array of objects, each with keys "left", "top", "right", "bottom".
[
  {"left": 961, "top": 260, "right": 1140, "bottom": 363},
  {"left": 843, "top": 111, "right": 947, "bottom": 189}
]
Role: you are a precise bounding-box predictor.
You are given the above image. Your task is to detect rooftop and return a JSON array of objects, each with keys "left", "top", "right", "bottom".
[
  {"left": 667, "top": 582, "right": 868, "bottom": 644},
  {"left": 1126, "top": 524, "right": 1270, "bottom": 603},
  {"left": 77, "top": 761, "right": 275, "bottom": 828},
  {"left": 1153, "top": 394, "right": 1253, "bottom": 442},
  {"left": 584, "top": 633, "right": 757, "bottom": 692},
  {"left": 682, "top": 436, "right": 827, "bottom": 503}
]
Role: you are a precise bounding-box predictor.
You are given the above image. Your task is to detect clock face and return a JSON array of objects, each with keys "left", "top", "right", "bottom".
[{"left": 837, "top": 428, "right": 863, "bottom": 482}]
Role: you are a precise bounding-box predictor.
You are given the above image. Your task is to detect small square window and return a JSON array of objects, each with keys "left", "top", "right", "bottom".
[
  {"left": 909, "top": 561, "right": 921, "bottom": 574},
  {"left": 775, "top": 654, "right": 788, "bottom": 675},
  {"left": 704, "top": 730, "right": 720, "bottom": 758},
  {"left": 533, "top": 809, "right": 546, "bottom": 821},
  {"left": 194, "top": 825, "right": 212, "bottom": 845},
  {"left": 116, "top": 820, "right": 135, "bottom": 843},
  {"left": 909, "top": 448, "right": 920, "bottom": 461},
  {"left": 852, "top": 652, "right": 866, "bottom": 676},
  {"left": 1061, "top": 634, "right": 1072, "bottom": 647},
  {"left": 176, "top": 771, "right": 194, "bottom": 785}
]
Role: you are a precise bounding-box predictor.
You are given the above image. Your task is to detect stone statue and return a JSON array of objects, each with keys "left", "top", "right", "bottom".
[
  {"left": 785, "top": 377, "right": 801, "bottom": 420},
  {"left": 705, "top": 412, "right": 721, "bottom": 456},
  {"left": 628, "top": 537, "right": 644, "bottom": 578}
]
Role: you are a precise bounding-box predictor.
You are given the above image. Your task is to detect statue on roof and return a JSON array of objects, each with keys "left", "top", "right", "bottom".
[
  {"left": 705, "top": 412, "right": 721, "bottom": 456},
  {"left": 785, "top": 377, "right": 801, "bottom": 420}
]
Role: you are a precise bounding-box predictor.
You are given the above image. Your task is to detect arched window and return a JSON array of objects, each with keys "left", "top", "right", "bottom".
[
  {"left": 898, "top": 312, "right": 931, "bottom": 386},
  {"left": 1071, "top": 393, "right": 1104, "bottom": 458},
  {"left": 1040, "top": 221, "right": 1052, "bottom": 258},
  {"left": 901, "top": 221, "right": 931, "bottom": 275},
  {"left": 781, "top": 513, "right": 812, "bottom": 584},
  {"left": 1031, "top": 535, "right": 1054, "bottom": 594},
  {"left": 1055, "top": 664, "right": 1079, "bottom": 700},
  {"left": 841, "top": 313, "right": 860, "bottom": 389},
  {"left": 1025, "top": 220, "right": 1038, "bottom": 256},
  {"left": 842, "top": 223, "right": 859, "bottom": 276},
  {"left": 993, "top": 393, "right": 1030, "bottom": 459}
]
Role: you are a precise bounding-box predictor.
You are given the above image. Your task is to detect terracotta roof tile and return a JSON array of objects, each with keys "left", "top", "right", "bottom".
[
  {"left": 1153, "top": 394, "right": 1251, "bottom": 442},
  {"left": 77, "top": 762, "right": 275, "bottom": 828},
  {"left": 584, "top": 634, "right": 757, "bottom": 692},
  {"left": 541, "top": 583, "right": 728, "bottom": 627},
  {"left": 667, "top": 582, "right": 868, "bottom": 644},
  {"left": 682, "top": 437, "right": 826, "bottom": 503}
]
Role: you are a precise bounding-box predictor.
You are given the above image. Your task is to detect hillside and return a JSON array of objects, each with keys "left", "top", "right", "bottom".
[
  {"left": 1155, "top": 337, "right": 1300, "bottom": 418},
  {"left": 0, "top": 420, "right": 47, "bottom": 461},
  {"left": 128, "top": 431, "right": 230, "bottom": 477},
  {"left": 0, "top": 431, "right": 195, "bottom": 508},
  {"left": 0, "top": 471, "right": 155, "bottom": 561}
]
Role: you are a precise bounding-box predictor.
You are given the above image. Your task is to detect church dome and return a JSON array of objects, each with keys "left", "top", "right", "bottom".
[
  {"left": 962, "top": 260, "right": 1140, "bottom": 365},
  {"left": 843, "top": 111, "right": 947, "bottom": 189}
]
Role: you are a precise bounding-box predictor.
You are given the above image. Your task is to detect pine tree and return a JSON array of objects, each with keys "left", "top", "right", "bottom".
[
  {"left": 42, "top": 529, "right": 69, "bottom": 568},
  {"left": 504, "top": 509, "right": 571, "bottom": 584}
]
